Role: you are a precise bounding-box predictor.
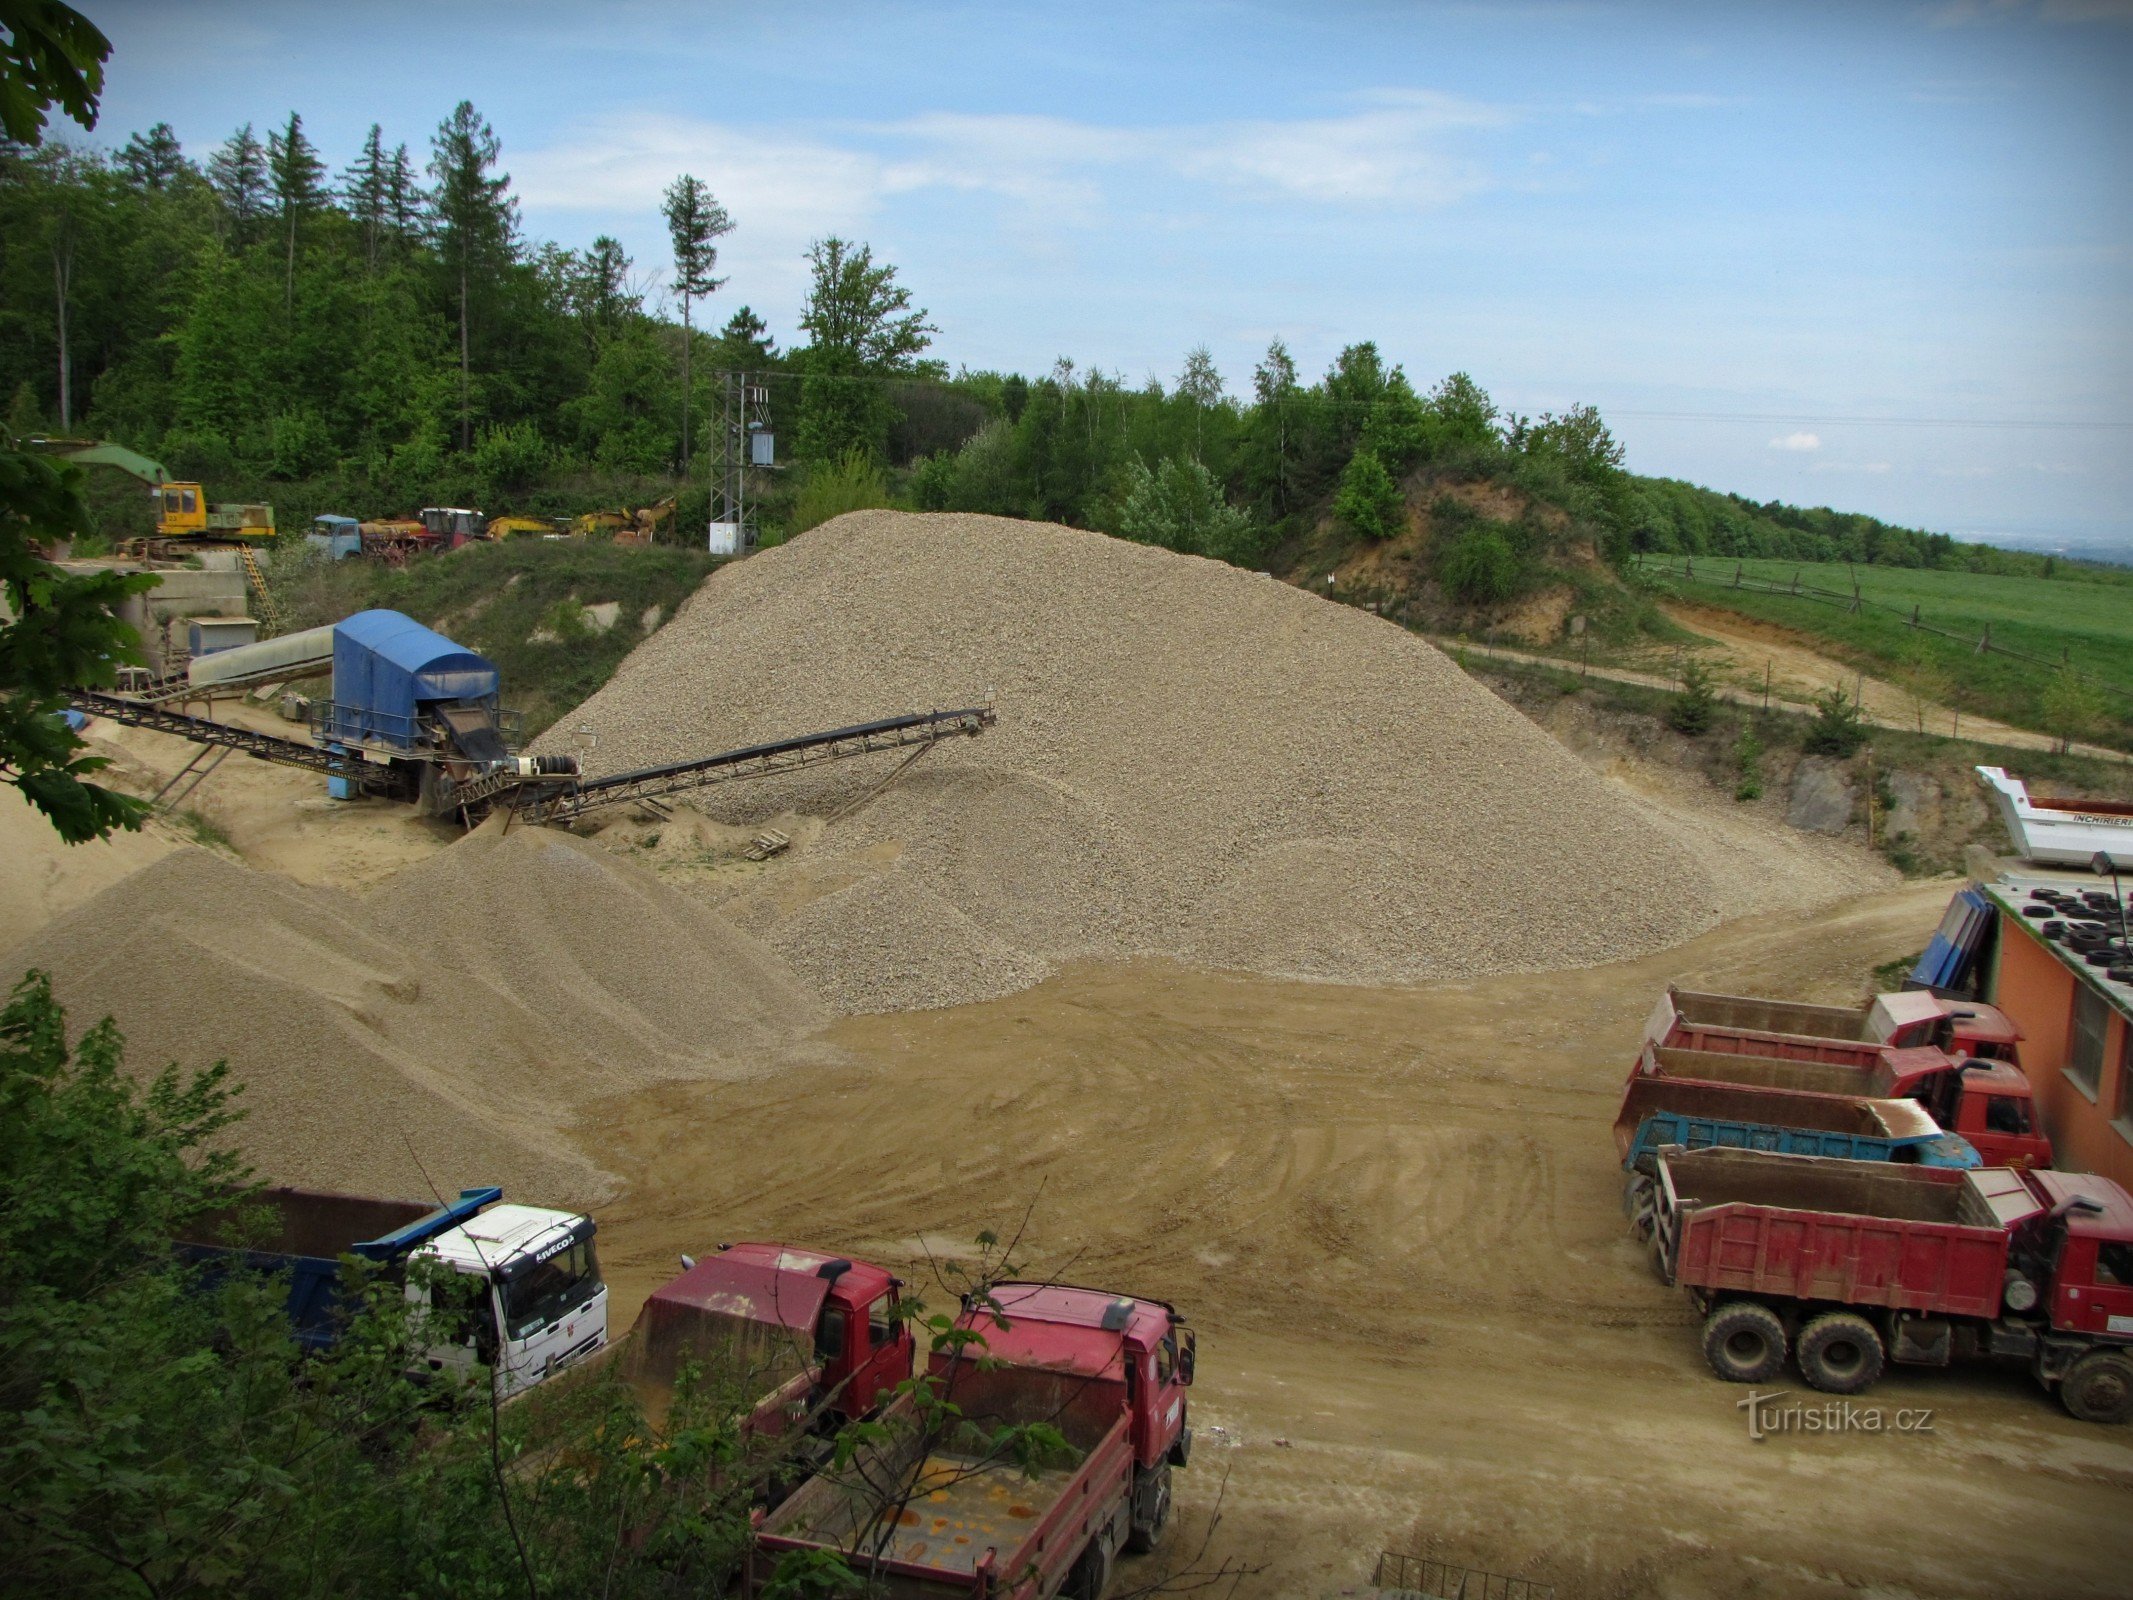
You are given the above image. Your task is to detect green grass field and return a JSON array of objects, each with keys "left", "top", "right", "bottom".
[{"left": 1634, "top": 556, "right": 2133, "bottom": 748}]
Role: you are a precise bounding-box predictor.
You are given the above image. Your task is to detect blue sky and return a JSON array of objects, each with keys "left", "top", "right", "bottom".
[{"left": 86, "top": 0, "right": 2133, "bottom": 553}]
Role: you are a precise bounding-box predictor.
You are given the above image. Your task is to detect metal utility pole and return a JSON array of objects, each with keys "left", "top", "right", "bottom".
[{"left": 708, "top": 371, "right": 773, "bottom": 555}]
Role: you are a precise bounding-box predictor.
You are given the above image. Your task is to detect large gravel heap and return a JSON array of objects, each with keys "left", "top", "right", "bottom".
[
  {"left": 543, "top": 510, "right": 1728, "bottom": 1010},
  {"left": 10, "top": 829, "right": 826, "bottom": 1203}
]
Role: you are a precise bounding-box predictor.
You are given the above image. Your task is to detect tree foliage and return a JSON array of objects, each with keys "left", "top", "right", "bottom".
[{"left": 1333, "top": 447, "right": 1401, "bottom": 541}]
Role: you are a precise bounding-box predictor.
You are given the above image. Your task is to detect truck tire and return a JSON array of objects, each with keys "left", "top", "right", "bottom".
[
  {"left": 1068, "top": 1534, "right": 1113, "bottom": 1599},
  {"left": 1796, "top": 1313, "right": 1884, "bottom": 1395},
  {"left": 1126, "top": 1463, "right": 1172, "bottom": 1554},
  {"left": 1624, "top": 1174, "right": 1657, "bottom": 1240},
  {"left": 1702, "top": 1302, "right": 1786, "bottom": 1384},
  {"left": 2060, "top": 1351, "right": 2133, "bottom": 1425},
  {"left": 1647, "top": 1230, "right": 1675, "bottom": 1286}
]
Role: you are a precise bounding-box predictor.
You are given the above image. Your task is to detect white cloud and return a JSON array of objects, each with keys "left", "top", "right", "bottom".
[
  {"left": 514, "top": 90, "right": 1519, "bottom": 252},
  {"left": 1770, "top": 430, "right": 1823, "bottom": 451}
]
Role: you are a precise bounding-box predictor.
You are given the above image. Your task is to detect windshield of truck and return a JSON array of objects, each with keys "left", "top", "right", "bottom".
[
  {"left": 1986, "top": 1096, "right": 2032, "bottom": 1136},
  {"left": 502, "top": 1237, "right": 601, "bottom": 1340}
]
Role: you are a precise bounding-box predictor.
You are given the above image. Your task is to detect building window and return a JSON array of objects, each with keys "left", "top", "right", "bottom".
[{"left": 2069, "top": 985, "right": 2107, "bottom": 1100}]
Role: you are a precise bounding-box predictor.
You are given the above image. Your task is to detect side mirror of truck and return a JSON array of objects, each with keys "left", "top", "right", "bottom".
[{"left": 1178, "top": 1330, "right": 1196, "bottom": 1386}]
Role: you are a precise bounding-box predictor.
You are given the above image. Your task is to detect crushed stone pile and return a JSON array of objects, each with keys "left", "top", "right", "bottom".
[
  {"left": 539, "top": 510, "right": 1732, "bottom": 1010},
  {"left": 8, "top": 829, "right": 827, "bottom": 1205}
]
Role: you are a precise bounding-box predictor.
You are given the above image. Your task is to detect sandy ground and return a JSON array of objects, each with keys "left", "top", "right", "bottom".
[
  {"left": 17, "top": 672, "right": 2131, "bottom": 1597},
  {"left": 583, "top": 882, "right": 2133, "bottom": 1600}
]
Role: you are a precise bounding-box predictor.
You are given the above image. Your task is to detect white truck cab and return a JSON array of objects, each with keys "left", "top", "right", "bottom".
[{"left": 412, "top": 1202, "right": 609, "bottom": 1398}]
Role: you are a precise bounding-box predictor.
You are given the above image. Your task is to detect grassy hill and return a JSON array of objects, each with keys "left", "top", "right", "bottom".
[{"left": 1632, "top": 555, "right": 2133, "bottom": 751}]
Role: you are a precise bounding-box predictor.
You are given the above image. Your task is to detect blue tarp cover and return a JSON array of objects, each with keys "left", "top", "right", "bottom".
[
  {"left": 331, "top": 609, "right": 497, "bottom": 749},
  {"left": 1910, "top": 886, "right": 1993, "bottom": 992}
]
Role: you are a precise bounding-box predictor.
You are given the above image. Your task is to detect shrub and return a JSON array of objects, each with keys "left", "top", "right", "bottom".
[
  {"left": 1667, "top": 659, "right": 1719, "bottom": 736},
  {"left": 1732, "top": 724, "right": 1764, "bottom": 800},
  {"left": 1437, "top": 526, "right": 1524, "bottom": 606},
  {"left": 789, "top": 449, "right": 892, "bottom": 536},
  {"left": 1116, "top": 455, "right": 1259, "bottom": 563},
  {"left": 1803, "top": 686, "right": 1869, "bottom": 756},
  {"left": 1333, "top": 448, "right": 1402, "bottom": 541},
  {"left": 470, "top": 419, "right": 551, "bottom": 500}
]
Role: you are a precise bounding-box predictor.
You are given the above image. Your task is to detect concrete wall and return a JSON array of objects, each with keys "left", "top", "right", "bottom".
[{"left": 1989, "top": 909, "right": 2133, "bottom": 1189}]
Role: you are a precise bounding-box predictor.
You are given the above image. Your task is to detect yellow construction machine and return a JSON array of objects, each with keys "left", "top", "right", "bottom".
[
  {"left": 25, "top": 437, "right": 276, "bottom": 547},
  {"left": 485, "top": 514, "right": 572, "bottom": 540},
  {"left": 569, "top": 496, "right": 675, "bottom": 544}
]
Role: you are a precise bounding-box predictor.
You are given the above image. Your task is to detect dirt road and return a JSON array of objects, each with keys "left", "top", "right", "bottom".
[{"left": 584, "top": 881, "right": 2133, "bottom": 1599}]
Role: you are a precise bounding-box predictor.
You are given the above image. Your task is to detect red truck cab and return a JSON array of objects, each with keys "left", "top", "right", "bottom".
[
  {"left": 1917, "top": 1059, "right": 2052, "bottom": 1169},
  {"left": 634, "top": 1242, "right": 914, "bottom": 1433},
  {"left": 1943, "top": 1001, "right": 2024, "bottom": 1063},
  {"left": 976, "top": 1282, "right": 1196, "bottom": 1477},
  {"left": 2024, "top": 1172, "right": 2133, "bottom": 1341}
]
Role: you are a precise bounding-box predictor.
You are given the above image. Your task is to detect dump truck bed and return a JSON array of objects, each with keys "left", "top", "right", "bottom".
[
  {"left": 1654, "top": 987, "right": 1883, "bottom": 1044},
  {"left": 756, "top": 1364, "right": 1133, "bottom": 1597},
  {"left": 1640, "top": 1043, "right": 1896, "bottom": 1098},
  {"left": 1656, "top": 1148, "right": 2043, "bottom": 1319},
  {"left": 1615, "top": 1077, "right": 1975, "bottom": 1170}
]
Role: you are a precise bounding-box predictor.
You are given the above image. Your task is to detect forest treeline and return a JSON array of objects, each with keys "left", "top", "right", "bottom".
[{"left": 0, "top": 105, "right": 2057, "bottom": 582}]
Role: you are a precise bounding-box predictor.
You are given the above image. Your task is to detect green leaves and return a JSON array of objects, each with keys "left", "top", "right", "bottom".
[
  {"left": 0, "top": 449, "right": 152, "bottom": 841},
  {"left": 0, "top": 0, "right": 109, "bottom": 146},
  {"left": 1334, "top": 447, "right": 1402, "bottom": 543}
]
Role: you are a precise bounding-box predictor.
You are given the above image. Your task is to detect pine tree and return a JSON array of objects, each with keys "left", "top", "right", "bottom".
[
  {"left": 428, "top": 101, "right": 517, "bottom": 450},
  {"left": 340, "top": 123, "right": 389, "bottom": 270},
  {"left": 266, "top": 111, "right": 325, "bottom": 314},
  {"left": 719, "top": 305, "right": 775, "bottom": 364},
  {"left": 571, "top": 235, "right": 636, "bottom": 351},
  {"left": 661, "top": 174, "right": 732, "bottom": 477},
  {"left": 384, "top": 141, "right": 423, "bottom": 242},
  {"left": 117, "top": 122, "right": 183, "bottom": 189},
  {"left": 206, "top": 123, "right": 269, "bottom": 241}
]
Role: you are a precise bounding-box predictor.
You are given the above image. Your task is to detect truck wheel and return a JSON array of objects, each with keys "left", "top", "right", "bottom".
[
  {"left": 1126, "top": 1464, "right": 1171, "bottom": 1554},
  {"left": 2060, "top": 1351, "right": 2133, "bottom": 1425},
  {"left": 1702, "top": 1302, "right": 1786, "bottom": 1384},
  {"left": 1624, "top": 1174, "right": 1657, "bottom": 1240},
  {"left": 1796, "top": 1313, "right": 1884, "bottom": 1395},
  {"left": 1069, "top": 1535, "right": 1113, "bottom": 1599},
  {"left": 1647, "top": 1230, "right": 1675, "bottom": 1286}
]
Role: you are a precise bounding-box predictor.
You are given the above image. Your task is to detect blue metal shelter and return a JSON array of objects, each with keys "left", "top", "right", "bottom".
[{"left": 328, "top": 609, "right": 499, "bottom": 751}]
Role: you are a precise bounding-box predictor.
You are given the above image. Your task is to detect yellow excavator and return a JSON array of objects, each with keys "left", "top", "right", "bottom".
[
  {"left": 485, "top": 514, "right": 572, "bottom": 540},
  {"left": 569, "top": 495, "right": 674, "bottom": 544},
  {"left": 24, "top": 437, "right": 276, "bottom": 548},
  {"left": 25, "top": 436, "right": 280, "bottom": 626}
]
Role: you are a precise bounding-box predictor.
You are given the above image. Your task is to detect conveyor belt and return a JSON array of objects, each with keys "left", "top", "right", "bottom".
[
  {"left": 514, "top": 706, "right": 995, "bottom": 823},
  {"left": 67, "top": 690, "right": 414, "bottom": 798}
]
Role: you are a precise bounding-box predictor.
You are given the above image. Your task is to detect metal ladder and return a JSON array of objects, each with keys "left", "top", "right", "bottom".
[{"left": 236, "top": 544, "right": 281, "bottom": 635}]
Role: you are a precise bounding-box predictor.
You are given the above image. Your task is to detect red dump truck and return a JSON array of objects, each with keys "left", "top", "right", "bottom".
[
  {"left": 1634, "top": 1041, "right": 2051, "bottom": 1169},
  {"left": 550, "top": 1242, "right": 915, "bottom": 1454},
  {"left": 1645, "top": 985, "right": 2025, "bottom": 1066},
  {"left": 749, "top": 1281, "right": 1196, "bottom": 1599},
  {"left": 1649, "top": 1147, "right": 2133, "bottom": 1423}
]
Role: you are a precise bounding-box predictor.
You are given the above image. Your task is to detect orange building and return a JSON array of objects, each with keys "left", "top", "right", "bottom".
[{"left": 1978, "top": 875, "right": 2133, "bottom": 1191}]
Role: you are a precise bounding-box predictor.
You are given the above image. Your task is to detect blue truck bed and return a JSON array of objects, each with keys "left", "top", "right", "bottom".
[
  {"left": 177, "top": 1185, "right": 500, "bottom": 1351},
  {"left": 1614, "top": 1076, "right": 1977, "bottom": 1175}
]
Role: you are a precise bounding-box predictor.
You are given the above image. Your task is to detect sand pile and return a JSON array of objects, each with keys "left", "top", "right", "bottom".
[
  {"left": 540, "top": 510, "right": 1731, "bottom": 1009},
  {"left": 7, "top": 830, "right": 827, "bottom": 1205}
]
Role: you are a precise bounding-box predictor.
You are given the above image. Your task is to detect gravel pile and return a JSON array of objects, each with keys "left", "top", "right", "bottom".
[
  {"left": 10, "top": 833, "right": 826, "bottom": 1204},
  {"left": 541, "top": 511, "right": 1728, "bottom": 1009}
]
